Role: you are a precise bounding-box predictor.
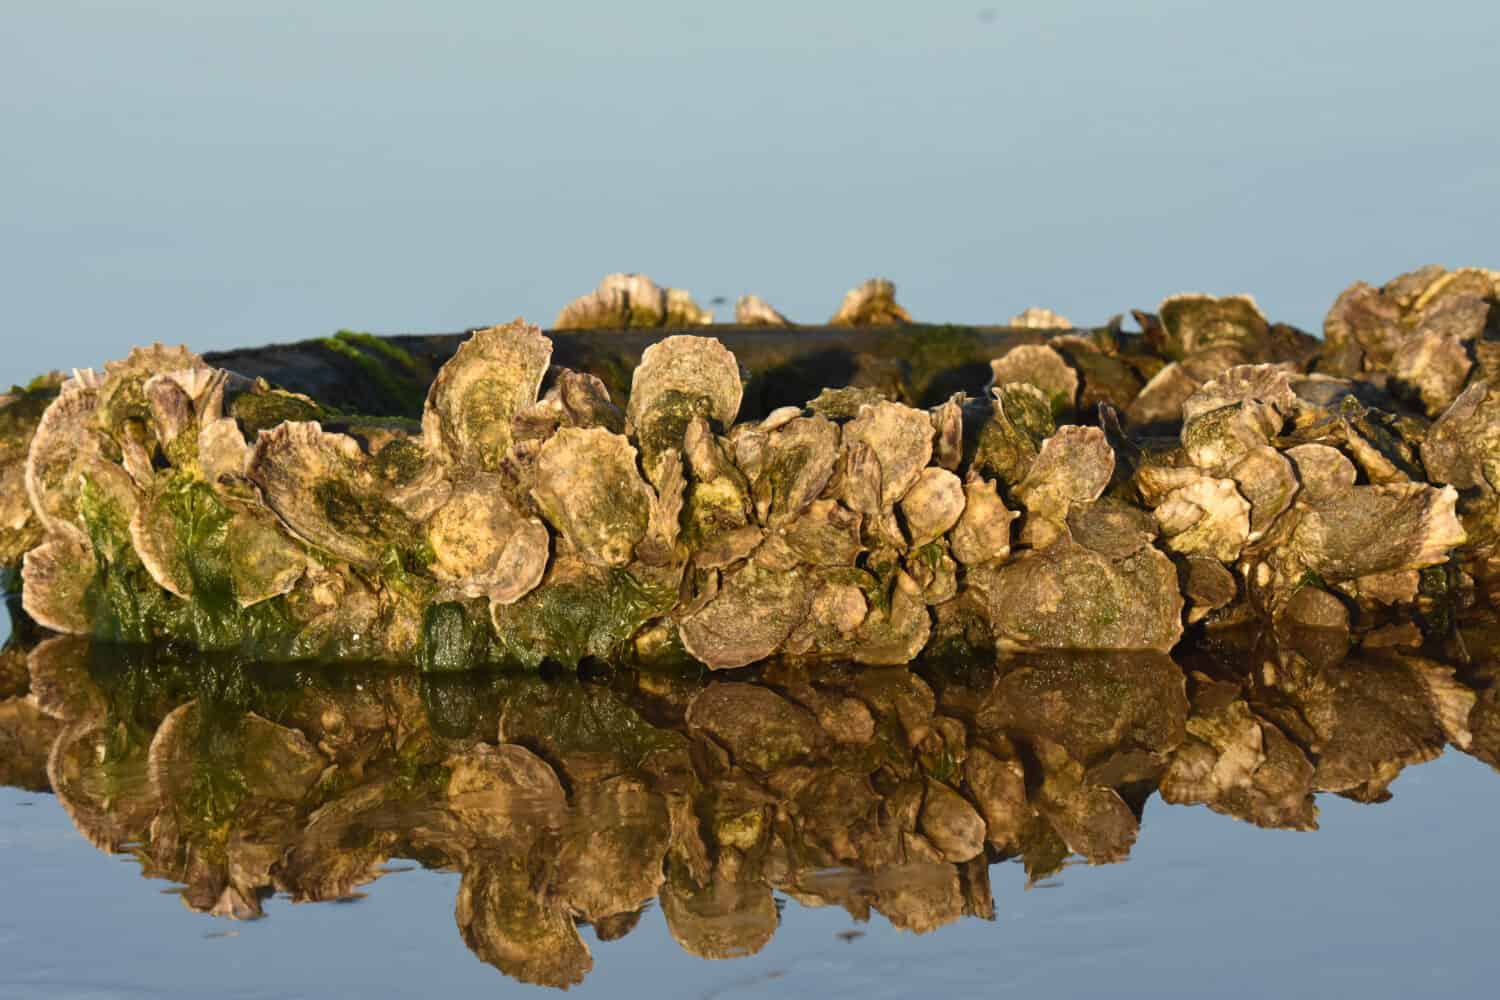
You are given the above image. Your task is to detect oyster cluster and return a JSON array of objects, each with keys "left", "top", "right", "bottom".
[
  {"left": 3, "top": 625, "right": 1496, "bottom": 989},
  {"left": 1, "top": 265, "right": 1497, "bottom": 669}
]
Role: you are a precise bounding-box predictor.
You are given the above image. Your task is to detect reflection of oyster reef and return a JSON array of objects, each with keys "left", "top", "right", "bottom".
[
  {"left": 5, "top": 631, "right": 1500, "bottom": 989},
  {"left": 4, "top": 265, "right": 1500, "bottom": 668}
]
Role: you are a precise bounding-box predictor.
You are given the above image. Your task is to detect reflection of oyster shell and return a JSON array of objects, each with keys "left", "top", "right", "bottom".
[
  {"left": 457, "top": 858, "right": 593, "bottom": 989},
  {"left": 248, "top": 422, "right": 416, "bottom": 569},
  {"left": 531, "top": 427, "right": 652, "bottom": 567},
  {"left": 427, "top": 480, "right": 549, "bottom": 602},
  {"left": 47, "top": 720, "right": 159, "bottom": 852},
  {"left": 686, "top": 682, "right": 825, "bottom": 771},
  {"left": 555, "top": 776, "right": 669, "bottom": 922},
  {"left": 830, "top": 277, "right": 910, "bottom": 326},
  {"left": 446, "top": 743, "right": 567, "bottom": 836},
  {"left": 422, "top": 320, "right": 551, "bottom": 470},
  {"left": 919, "top": 779, "right": 985, "bottom": 863}
]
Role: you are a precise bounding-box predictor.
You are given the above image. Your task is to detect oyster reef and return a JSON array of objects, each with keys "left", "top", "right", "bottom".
[{"left": 2, "top": 266, "right": 1499, "bottom": 670}]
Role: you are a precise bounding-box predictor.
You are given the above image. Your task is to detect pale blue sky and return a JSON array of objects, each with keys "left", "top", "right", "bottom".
[{"left": 3, "top": 1, "right": 1497, "bottom": 389}]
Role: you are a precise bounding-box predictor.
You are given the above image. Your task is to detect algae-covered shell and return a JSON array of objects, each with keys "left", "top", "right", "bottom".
[
  {"left": 949, "top": 479, "right": 1017, "bottom": 566},
  {"left": 988, "top": 345, "right": 1078, "bottom": 417},
  {"left": 628, "top": 334, "right": 743, "bottom": 434},
  {"left": 1290, "top": 483, "right": 1465, "bottom": 583},
  {"left": 971, "top": 383, "right": 1054, "bottom": 485},
  {"left": 1153, "top": 476, "right": 1251, "bottom": 563},
  {"left": 93, "top": 343, "right": 204, "bottom": 435},
  {"left": 752, "top": 414, "right": 839, "bottom": 524},
  {"left": 25, "top": 373, "right": 104, "bottom": 543},
  {"left": 900, "top": 467, "right": 965, "bottom": 547},
  {"left": 422, "top": 320, "right": 551, "bottom": 471},
  {"left": 1009, "top": 307, "right": 1073, "bottom": 330},
  {"left": 531, "top": 426, "right": 652, "bottom": 567},
  {"left": 21, "top": 533, "right": 96, "bottom": 634},
  {"left": 426, "top": 480, "right": 550, "bottom": 603},
  {"left": 830, "top": 277, "right": 911, "bottom": 327},
  {"left": 248, "top": 421, "right": 416, "bottom": 569},
  {"left": 678, "top": 559, "right": 811, "bottom": 669},
  {"left": 842, "top": 401, "right": 934, "bottom": 508},
  {"left": 735, "top": 294, "right": 791, "bottom": 326},
  {"left": 555, "top": 272, "right": 710, "bottom": 329}
]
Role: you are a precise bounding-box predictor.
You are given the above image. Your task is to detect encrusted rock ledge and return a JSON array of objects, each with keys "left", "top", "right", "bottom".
[{"left": 2, "top": 266, "right": 1498, "bottom": 669}]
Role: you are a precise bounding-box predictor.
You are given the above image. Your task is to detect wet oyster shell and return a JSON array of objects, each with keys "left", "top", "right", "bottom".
[
  {"left": 422, "top": 320, "right": 551, "bottom": 471},
  {"left": 531, "top": 427, "right": 652, "bottom": 567}
]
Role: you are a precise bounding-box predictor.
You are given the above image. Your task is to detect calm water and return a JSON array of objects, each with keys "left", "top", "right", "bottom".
[{"left": 3, "top": 606, "right": 1499, "bottom": 999}]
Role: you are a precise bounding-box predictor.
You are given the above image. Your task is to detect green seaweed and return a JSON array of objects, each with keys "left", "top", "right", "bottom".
[{"left": 491, "top": 565, "right": 676, "bottom": 670}]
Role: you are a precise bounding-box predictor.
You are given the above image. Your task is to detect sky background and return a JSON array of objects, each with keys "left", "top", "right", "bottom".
[{"left": 3, "top": 0, "right": 1498, "bottom": 390}]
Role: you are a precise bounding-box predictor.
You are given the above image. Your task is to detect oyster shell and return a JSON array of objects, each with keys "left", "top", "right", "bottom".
[
  {"left": 1009, "top": 307, "right": 1073, "bottom": 330},
  {"left": 1290, "top": 484, "right": 1464, "bottom": 582},
  {"left": 628, "top": 335, "right": 743, "bottom": 481},
  {"left": 841, "top": 401, "right": 934, "bottom": 508},
  {"left": 248, "top": 422, "right": 416, "bottom": 569},
  {"left": 987, "top": 344, "right": 1078, "bottom": 417},
  {"left": 1156, "top": 293, "right": 1270, "bottom": 359},
  {"left": 531, "top": 427, "right": 652, "bottom": 567},
  {"left": 555, "top": 272, "right": 711, "bottom": 329},
  {"left": 900, "top": 467, "right": 965, "bottom": 547},
  {"left": 426, "top": 479, "right": 550, "bottom": 602},
  {"left": 422, "top": 320, "right": 551, "bottom": 471},
  {"left": 1153, "top": 475, "right": 1251, "bottom": 563},
  {"left": 21, "top": 533, "right": 96, "bottom": 634},
  {"left": 678, "top": 560, "right": 810, "bottom": 669},
  {"left": 949, "top": 479, "right": 1017, "bottom": 566},
  {"left": 734, "top": 294, "right": 791, "bottom": 326}
]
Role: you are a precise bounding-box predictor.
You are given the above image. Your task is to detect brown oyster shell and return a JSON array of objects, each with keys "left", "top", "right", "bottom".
[
  {"left": 1153, "top": 475, "right": 1251, "bottom": 563},
  {"left": 1291, "top": 484, "right": 1464, "bottom": 582},
  {"left": 950, "top": 479, "right": 1017, "bottom": 566},
  {"left": 555, "top": 272, "right": 711, "bottom": 329},
  {"left": 678, "top": 560, "right": 811, "bottom": 669}
]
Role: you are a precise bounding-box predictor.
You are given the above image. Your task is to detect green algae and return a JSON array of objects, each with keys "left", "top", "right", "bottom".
[{"left": 490, "top": 564, "right": 676, "bottom": 670}]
